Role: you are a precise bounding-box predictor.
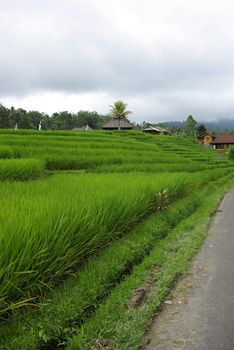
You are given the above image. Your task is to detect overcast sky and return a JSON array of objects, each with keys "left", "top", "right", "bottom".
[{"left": 1, "top": 0, "right": 234, "bottom": 123}]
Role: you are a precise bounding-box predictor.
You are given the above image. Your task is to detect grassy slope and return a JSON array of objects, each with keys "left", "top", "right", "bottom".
[
  {"left": 0, "top": 130, "right": 233, "bottom": 350},
  {"left": 0, "top": 130, "right": 231, "bottom": 173}
]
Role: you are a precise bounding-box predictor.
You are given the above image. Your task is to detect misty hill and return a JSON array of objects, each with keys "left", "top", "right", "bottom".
[{"left": 161, "top": 119, "right": 234, "bottom": 132}]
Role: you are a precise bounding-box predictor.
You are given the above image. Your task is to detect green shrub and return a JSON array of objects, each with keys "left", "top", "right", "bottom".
[{"left": 228, "top": 146, "right": 234, "bottom": 160}]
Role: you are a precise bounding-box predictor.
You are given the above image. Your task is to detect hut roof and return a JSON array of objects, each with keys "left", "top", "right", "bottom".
[
  {"left": 211, "top": 134, "right": 234, "bottom": 144},
  {"left": 143, "top": 126, "right": 167, "bottom": 133},
  {"left": 102, "top": 119, "right": 133, "bottom": 129},
  {"left": 72, "top": 124, "right": 94, "bottom": 131}
]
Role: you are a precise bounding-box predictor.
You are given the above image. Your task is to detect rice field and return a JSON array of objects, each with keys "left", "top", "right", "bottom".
[
  {"left": 0, "top": 129, "right": 233, "bottom": 350},
  {"left": 0, "top": 129, "right": 231, "bottom": 175}
]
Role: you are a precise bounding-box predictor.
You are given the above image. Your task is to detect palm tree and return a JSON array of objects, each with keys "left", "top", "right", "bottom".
[{"left": 109, "top": 101, "right": 132, "bottom": 131}]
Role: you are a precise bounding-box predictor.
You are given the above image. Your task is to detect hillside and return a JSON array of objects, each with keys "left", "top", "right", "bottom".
[
  {"left": 162, "top": 119, "right": 234, "bottom": 132},
  {"left": 0, "top": 129, "right": 231, "bottom": 177},
  {"left": 0, "top": 129, "right": 233, "bottom": 350}
]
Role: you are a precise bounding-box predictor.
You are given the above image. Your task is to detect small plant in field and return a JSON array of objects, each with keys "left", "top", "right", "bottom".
[{"left": 154, "top": 187, "right": 169, "bottom": 211}]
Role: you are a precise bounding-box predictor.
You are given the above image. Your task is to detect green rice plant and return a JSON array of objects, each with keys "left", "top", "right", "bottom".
[
  {"left": 0, "top": 184, "right": 218, "bottom": 350},
  {"left": 0, "top": 159, "right": 45, "bottom": 181},
  {"left": 0, "top": 130, "right": 225, "bottom": 174},
  {"left": 93, "top": 162, "right": 212, "bottom": 173},
  {"left": 0, "top": 129, "right": 111, "bottom": 138},
  {"left": 0, "top": 146, "right": 14, "bottom": 159},
  {"left": 0, "top": 172, "right": 191, "bottom": 316}
]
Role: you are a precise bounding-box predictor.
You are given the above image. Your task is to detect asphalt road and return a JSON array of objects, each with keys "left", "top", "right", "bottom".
[{"left": 146, "top": 189, "right": 234, "bottom": 350}]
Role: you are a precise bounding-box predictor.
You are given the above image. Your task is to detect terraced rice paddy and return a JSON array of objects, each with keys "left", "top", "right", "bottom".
[{"left": 0, "top": 129, "right": 233, "bottom": 350}]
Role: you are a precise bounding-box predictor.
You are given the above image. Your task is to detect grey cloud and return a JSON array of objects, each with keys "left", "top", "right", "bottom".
[{"left": 1, "top": 0, "right": 234, "bottom": 121}]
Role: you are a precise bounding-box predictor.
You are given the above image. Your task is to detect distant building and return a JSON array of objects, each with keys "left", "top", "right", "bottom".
[
  {"left": 142, "top": 126, "right": 169, "bottom": 135},
  {"left": 72, "top": 124, "right": 94, "bottom": 131},
  {"left": 102, "top": 119, "right": 133, "bottom": 130},
  {"left": 211, "top": 134, "right": 234, "bottom": 149},
  {"left": 197, "top": 132, "right": 214, "bottom": 145}
]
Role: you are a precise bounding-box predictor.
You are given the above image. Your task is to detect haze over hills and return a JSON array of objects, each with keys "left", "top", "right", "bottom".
[{"left": 160, "top": 119, "right": 234, "bottom": 132}]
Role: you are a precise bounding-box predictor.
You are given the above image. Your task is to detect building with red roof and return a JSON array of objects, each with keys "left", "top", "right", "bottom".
[{"left": 211, "top": 134, "right": 234, "bottom": 149}]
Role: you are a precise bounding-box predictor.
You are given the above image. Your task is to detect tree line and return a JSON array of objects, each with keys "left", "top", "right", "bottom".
[
  {"left": 0, "top": 104, "right": 110, "bottom": 130},
  {"left": 1, "top": 102, "right": 231, "bottom": 135}
]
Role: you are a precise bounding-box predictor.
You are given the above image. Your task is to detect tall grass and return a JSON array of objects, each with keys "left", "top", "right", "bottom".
[
  {"left": 0, "top": 146, "right": 15, "bottom": 159},
  {"left": 0, "top": 184, "right": 218, "bottom": 349},
  {"left": 0, "top": 172, "right": 190, "bottom": 315},
  {"left": 0, "top": 159, "right": 45, "bottom": 181}
]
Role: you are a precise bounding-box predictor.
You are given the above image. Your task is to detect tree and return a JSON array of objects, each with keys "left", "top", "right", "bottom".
[
  {"left": 109, "top": 101, "right": 132, "bottom": 130},
  {"left": 14, "top": 108, "right": 32, "bottom": 129},
  {"left": 184, "top": 115, "right": 197, "bottom": 136},
  {"left": 51, "top": 111, "right": 74, "bottom": 130},
  {"left": 196, "top": 124, "right": 207, "bottom": 135},
  {"left": 0, "top": 104, "right": 10, "bottom": 128},
  {"left": 74, "top": 111, "right": 100, "bottom": 129},
  {"left": 27, "top": 111, "right": 46, "bottom": 129}
]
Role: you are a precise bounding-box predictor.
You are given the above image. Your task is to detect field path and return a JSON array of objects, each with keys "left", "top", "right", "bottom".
[{"left": 145, "top": 189, "right": 234, "bottom": 350}]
